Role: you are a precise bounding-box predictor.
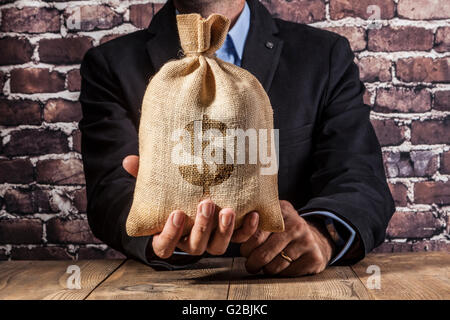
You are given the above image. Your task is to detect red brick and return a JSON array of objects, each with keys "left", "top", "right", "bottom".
[
  {"left": 11, "top": 246, "right": 72, "bottom": 260},
  {"left": 46, "top": 219, "right": 100, "bottom": 244},
  {"left": 43, "top": 99, "right": 82, "bottom": 122},
  {"left": 67, "top": 69, "right": 81, "bottom": 92},
  {"left": 383, "top": 151, "right": 438, "bottom": 178},
  {"left": 129, "top": 3, "right": 153, "bottom": 29},
  {"left": 389, "top": 183, "right": 408, "bottom": 207},
  {"left": 0, "top": 219, "right": 42, "bottom": 244},
  {"left": 10, "top": 68, "right": 65, "bottom": 94},
  {"left": 0, "top": 159, "right": 33, "bottom": 184},
  {"left": 78, "top": 247, "right": 126, "bottom": 259},
  {"left": 3, "top": 188, "right": 54, "bottom": 214},
  {"left": 65, "top": 5, "right": 123, "bottom": 31},
  {"left": 375, "top": 87, "right": 431, "bottom": 113},
  {"left": 368, "top": 27, "right": 433, "bottom": 52},
  {"left": 0, "top": 7, "right": 60, "bottom": 33},
  {"left": 372, "top": 241, "right": 413, "bottom": 253},
  {"left": 330, "top": 0, "right": 395, "bottom": 20},
  {"left": 0, "top": 99, "right": 41, "bottom": 125},
  {"left": 447, "top": 215, "right": 450, "bottom": 235},
  {"left": 434, "top": 91, "right": 449, "bottom": 111},
  {"left": 4, "top": 189, "right": 34, "bottom": 213},
  {"left": 153, "top": 3, "right": 164, "bottom": 14},
  {"left": 33, "top": 188, "right": 55, "bottom": 213},
  {"left": 387, "top": 211, "right": 441, "bottom": 238},
  {"left": 0, "top": 71, "right": 5, "bottom": 92},
  {"left": 414, "top": 181, "right": 450, "bottom": 205},
  {"left": 397, "top": 57, "right": 450, "bottom": 83},
  {"left": 371, "top": 119, "right": 405, "bottom": 146},
  {"left": 441, "top": 151, "right": 450, "bottom": 174},
  {"left": 323, "top": 27, "right": 366, "bottom": 51},
  {"left": 36, "top": 159, "right": 85, "bottom": 185},
  {"left": 0, "top": 37, "right": 33, "bottom": 65},
  {"left": 411, "top": 118, "right": 450, "bottom": 144},
  {"left": 39, "top": 37, "right": 93, "bottom": 64},
  {"left": 398, "top": 0, "right": 450, "bottom": 20},
  {"left": 261, "top": 0, "right": 326, "bottom": 24},
  {"left": 357, "top": 57, "right": 391, "bottom": 82},
  {"left": 410, "top": 151, "right": 439, "bottom": 177},
  {"left": 373, "top": 241, "right": 450, "bottom": 253},
  {"left": 99, "top": 33, "right": 127, "bottom": 45},
  {"left": 412, "top": 240, "right": 450, "bottom": 251},
  {"left": 72, "top": 188, "right": 87, "bottom": 213},
  {"left": 435, "top": 27, "right": 450, "bottom": 53},
  {"left": 3, "top": 129, "right": 69, "bottom": 156},
  {"left": 72, "top": 129, "right": 82, "bottom": 153},
  {"left": 363, "top": 90, "right": 373, "bottom": 106}
]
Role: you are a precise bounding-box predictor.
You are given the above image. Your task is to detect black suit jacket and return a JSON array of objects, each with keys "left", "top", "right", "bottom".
[{"left": 79, "top": 0, "right": 395, "bottom": 265}]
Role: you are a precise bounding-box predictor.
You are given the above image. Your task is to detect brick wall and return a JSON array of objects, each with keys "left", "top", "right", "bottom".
[{"left": 0, "top": 0, "right": 448, "bottom": 260}]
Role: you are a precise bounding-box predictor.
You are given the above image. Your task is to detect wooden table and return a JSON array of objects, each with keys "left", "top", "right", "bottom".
[{"left": 0, "top": 252, "right": 448, "bottom": 300}]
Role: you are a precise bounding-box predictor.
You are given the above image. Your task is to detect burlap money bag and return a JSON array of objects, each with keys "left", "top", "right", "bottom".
[{"left": 126, "top": 13, "right": 284, "bottom": 236}]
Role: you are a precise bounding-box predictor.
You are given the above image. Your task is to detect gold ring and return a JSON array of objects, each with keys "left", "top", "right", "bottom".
[{"left": 280, "top": 250, "right": 293, "bottom": 263}]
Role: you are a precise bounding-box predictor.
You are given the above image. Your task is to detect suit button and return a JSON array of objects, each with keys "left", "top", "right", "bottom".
[{"left": 265, "top": 41, "right": 274, "bottom": 49}]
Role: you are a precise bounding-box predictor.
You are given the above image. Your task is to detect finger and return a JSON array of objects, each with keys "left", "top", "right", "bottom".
[
  {"left": 279, "top": 249, "right": 324, "bottom": 277},
  {"left": 239, "top": 229, "right": 271, "bottom": 258},
  {"left": 152, "top": 210, "right": 186, "bottom": 259},
  {"left": 207, "top": 208, "right": 235, "bottom": 255},
  {"left": 177, "top": 199, "right": 216, "bottom": 255},
  {"left": 262, "top": 242, "right": 304, "bottom": 275},
  {"left": 279, "top": 200, "right": 295, "bottom": 217},
  {"left": 245, "top": 232, "right": 291, "bottom": 274},
  {"left": 231, "top": 212, "right": 259, "bottom": 243},
  {"left": 122, "top": 155, "right": 139, "bottom": 178}
]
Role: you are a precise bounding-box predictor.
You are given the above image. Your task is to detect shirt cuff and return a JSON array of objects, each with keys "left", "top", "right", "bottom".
[{"left": 299, "top": 211, "right": 356, "bottom": 265}]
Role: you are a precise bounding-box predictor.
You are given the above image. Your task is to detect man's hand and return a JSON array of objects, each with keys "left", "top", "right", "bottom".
[
  {"left": 122, "top": 155, "right": 259, "bottom": 258},
  {"left": 240, "top": 200, "right": 336, "bottom": 276}
]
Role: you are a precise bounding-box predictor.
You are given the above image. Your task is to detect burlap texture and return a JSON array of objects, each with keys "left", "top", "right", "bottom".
[{"left": 126, "top": 13, "right": 284, "bottom": 236}]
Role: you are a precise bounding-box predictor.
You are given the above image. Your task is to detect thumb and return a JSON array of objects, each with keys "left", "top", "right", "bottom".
[{"left": 122, "top": 155, "right": 139, "bottom": 178}]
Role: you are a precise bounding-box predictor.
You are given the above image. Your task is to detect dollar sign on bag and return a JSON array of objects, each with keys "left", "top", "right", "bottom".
[{"left": 178, "top": 114, "right": 234, "bottom": 196}]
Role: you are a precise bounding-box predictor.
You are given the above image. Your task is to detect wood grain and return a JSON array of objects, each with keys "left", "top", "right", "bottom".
[
  {"left": 352, "top": 252, "right": 450, "bottom": 300},
  {"left": 0, "top": 259, "right": 123, "bottom": 300},
  {"left": 87, "top": 258, "right": 233, "bottom": 300},
  {"left": 227, "top": 257, "right": 371, "bottom": 300},
  {"left": 0, "top": 253, "right": 448, "bottom": 300}
]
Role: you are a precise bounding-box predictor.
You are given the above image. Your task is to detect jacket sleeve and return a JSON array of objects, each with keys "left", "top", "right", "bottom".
[
  {"left": 297, "top": 36, "right": 395, "bottom": 264},
  {"left": 78, "top": 47, "right": 151, "bottom": 263}
]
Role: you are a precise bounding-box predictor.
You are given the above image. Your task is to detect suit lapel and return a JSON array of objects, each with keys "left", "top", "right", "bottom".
[
  {"left": 241, "top": 0, "right": 283, "bottom": 93},
  {"left": 145, "top": 0, "right": 283, "bottom": 93},
  {"left": 145, "top": 0, "right": 180, "bottom": 73}
]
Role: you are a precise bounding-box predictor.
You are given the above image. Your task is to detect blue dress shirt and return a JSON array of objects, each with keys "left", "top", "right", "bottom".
[{"left": 162, "top": 3, "right": 356, "bottom": 267}]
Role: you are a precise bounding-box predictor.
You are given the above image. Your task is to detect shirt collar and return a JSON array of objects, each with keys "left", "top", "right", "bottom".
[
  {"left": 227, "top": 1, "right": 250, "bottom": 61},
  {"left": 175, "top": 2, "right": 250, "bottom": 61}
]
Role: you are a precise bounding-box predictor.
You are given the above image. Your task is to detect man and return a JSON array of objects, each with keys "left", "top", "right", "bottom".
[{"left": 79, "top": 0, "right": 395, "bottom": 276}]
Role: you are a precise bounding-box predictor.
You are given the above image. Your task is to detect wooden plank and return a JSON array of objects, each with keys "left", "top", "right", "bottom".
[
  {"left": 87, "top": 258, "right": 233, "bottom": 300},
  {"left": 352, "top": 252, "right": 450, "bottom": 300},
  {"left": 0, "top": 259, "right": 123, "bottom": 300},
  {"left": 227, "top": 257, "right": 371, "bottom": 300}
]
